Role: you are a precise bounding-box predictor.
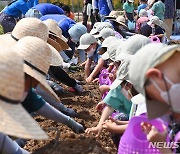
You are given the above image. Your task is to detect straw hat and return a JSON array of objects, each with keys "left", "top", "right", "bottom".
[
  {"left": 43, "top": 19, "right": 69, "bottom": 50},
  {"left": 105, "top": 10, "right": 119, "bottom": 19},
  {"left": 0, "top": 18, "right": 63, "bottom": 66},
  {"left": 0, "top": 48, "right": 48, "bottom": 139},
  {"left": 110, "top": 16, "right": 128, "bottom": 29},
  {"left": 14, "top": 36, "right": 60, "bottom": 101}
]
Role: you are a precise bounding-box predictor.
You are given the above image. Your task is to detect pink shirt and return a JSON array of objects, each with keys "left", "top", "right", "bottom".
[{"left": 136, "top": 17, "right": 149, "bottom": 31}]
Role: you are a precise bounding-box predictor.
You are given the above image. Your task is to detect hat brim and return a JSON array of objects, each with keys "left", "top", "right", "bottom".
[
  {"left": 49, "top": 33, "right": 69, "bottom": 50},
  {"left": 77, "top": 44, "right": 90, "bottom": 50},
  {"left": 47, "top": 37, "right": 62, "bottom": 52},
  {"left": 110, "top": 79, "right": 123, "bottom": 89},
  {"left": 48, "top": 44, "right": 63, "bottom": 66},
  {"left": 104, "top": 16, "right": 117, "bottom": 20},
  {"left": 102, "top": 52, "right": 110, "bottom": 60},
  {"left": 24, "top": 64, "right": 60, "bottom": 102},
  {"left": 110, "top": 19, "right": 128, "bottom": 29},
  {"left": 0, "top": 100, "right": 48, "bottom": 139},
  {"left": 90, "top": 28, "right": 98, "bottom": 35}
]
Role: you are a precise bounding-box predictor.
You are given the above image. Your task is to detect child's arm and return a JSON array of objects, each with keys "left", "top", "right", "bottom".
[
  {"left": 85, "top": 58, "right": 92, "bottom": 79},
  {"left": 86, "top": 58, "right": 104, "bottom": 83},
  {"left": 102, "top": 120, "right": 128, "bottom": 134},
  {"left": 85, "top": 105, "right": 114, "bottom": 137}
]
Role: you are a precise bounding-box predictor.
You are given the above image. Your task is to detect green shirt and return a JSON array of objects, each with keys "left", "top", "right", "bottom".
[
  {"left": 123, "top": 2, "right": 134, "bottom": 13},
  {"left": 151, "top": 1, "right": 165, "bottom": 20},
  {"left": 103, "top": 85, "right": 132, "bottom": 116},
  {"left": 22, "top": 88, "right": 46, "bottom": 113}
]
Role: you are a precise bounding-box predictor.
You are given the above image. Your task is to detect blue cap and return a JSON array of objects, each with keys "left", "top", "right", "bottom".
[{"left": 68, "top": 24, "right": 87, "bottom": 43}]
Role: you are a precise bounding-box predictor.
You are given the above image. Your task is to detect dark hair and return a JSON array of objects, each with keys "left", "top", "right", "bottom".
[{"left": 62, "top": 5, "right": 71, "bottom": 14}]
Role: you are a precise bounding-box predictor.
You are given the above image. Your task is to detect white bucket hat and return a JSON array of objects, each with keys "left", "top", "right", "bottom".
[
  {"left": 147, "top": 16, "right": 165, "bottom": 29},
  {"left": 0, "top": 18, "right": 63, "bottom": 67},
  {"left": 0, "top": 47, "right": 48, "bottom": 139},
  {"left": 14, "top": 36, "right": 60, "bottom": 102}
]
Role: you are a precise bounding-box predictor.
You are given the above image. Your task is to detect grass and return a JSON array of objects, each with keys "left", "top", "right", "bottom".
[{"left": 0, "top": 25, "right": 3, "bottom": 35}]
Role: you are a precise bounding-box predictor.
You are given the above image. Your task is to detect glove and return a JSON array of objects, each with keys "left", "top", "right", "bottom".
[
  {"left": 69, "top": 65, "right": 81, "bottom": 72},
  {"left": 67, "top": 118, "right": 84, "bottom": 134}
]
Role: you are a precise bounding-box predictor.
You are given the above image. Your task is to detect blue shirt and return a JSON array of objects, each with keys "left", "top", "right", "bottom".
[
  {"left": 94, "top": 0, "right": 113, "bottom": 16},
  {"left": 138, "top": 4, "right": 147, "bottom": 14},
  {"left": 40, "top": 14, "right": 75, "bottom": 38},
  {"left": 33, "top": 3, "right": 64, "bottom": 16},
  {"left": 4, "top": 0, "right": 38, "bottom": 18},
  {"left": 88, "top": 44, "right": 101, "bottom": 64}
]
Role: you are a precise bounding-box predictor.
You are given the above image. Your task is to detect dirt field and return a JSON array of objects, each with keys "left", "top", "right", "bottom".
[{"left": 25, "top": 70, "right": 117, "bottom": 154}]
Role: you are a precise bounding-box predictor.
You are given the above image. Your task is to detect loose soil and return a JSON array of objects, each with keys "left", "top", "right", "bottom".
[{"left": 25, "top": 70, "right": 117, "bottom": 154}]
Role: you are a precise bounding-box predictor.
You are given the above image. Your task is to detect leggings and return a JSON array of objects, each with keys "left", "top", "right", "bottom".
[
  {"left": 0, "top": 133, "right": 29, "bottom": 154},
  {"left": 49, "top": 66, "right": 76, "bottom": 87}
]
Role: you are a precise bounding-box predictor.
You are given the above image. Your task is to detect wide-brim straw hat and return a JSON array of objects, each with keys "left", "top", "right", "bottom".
[
  {"left": 105, "top": 10, "right": 119, "bottom": 19},
  {"left": 10, "top": 18, "right": 63, "bottom": 66},
  {"left": 14, "top": 36, "right": 60, "bottom": 102},
  {"left": 110, "top": 16, "right": 128, "bottom": 29},
  {"left": 0, "top": 48, "right": 48, "bottom": 139},
  {"left": 43, "top": 19, "right": 69, "bottom": 50}
]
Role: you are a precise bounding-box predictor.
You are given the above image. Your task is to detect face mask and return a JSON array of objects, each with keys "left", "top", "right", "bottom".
[
  {"left": 87, "top": 48, "right": 95, "bottom": 57},
  {"left": 20, "top": 92, "right": 28, "bottom": 102},
  {"left": 150, "top": 76, "right": 180, "bottom": 113}
]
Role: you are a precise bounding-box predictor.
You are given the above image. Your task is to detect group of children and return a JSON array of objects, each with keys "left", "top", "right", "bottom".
[{"left": 0, "top": 0, "right": 179, "bottom": 153}]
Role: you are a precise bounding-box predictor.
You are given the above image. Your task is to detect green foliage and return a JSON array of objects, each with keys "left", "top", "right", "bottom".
[{"left": 0, "top": 25, "right": 4, "bottom": 35}]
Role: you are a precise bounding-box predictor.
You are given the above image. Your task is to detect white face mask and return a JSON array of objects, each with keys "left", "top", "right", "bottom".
[
  {"left": 20, "top": 92, "right": 28, "bottom": 102},
  {"left": 150, "top": 76, "right": 180, "bottom": 113},
  {"left": 87, "top": 48, "right": 95, "bottom": 57}
]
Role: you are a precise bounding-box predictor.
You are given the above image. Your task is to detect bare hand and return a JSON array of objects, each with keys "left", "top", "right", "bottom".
[
  {"left": 85, "top": 125, "right": 103, "bottom": 137},
  {"left": 96, "top": 101, "right": 106, "bottom": 112}
]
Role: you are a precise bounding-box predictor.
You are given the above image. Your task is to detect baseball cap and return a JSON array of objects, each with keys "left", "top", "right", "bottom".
[
  {"left": 92, "top": 22, "right": 114, "bottom": 36},
  {"left": 68, "top": 23, "right": 87, "bottom": 43},
  {"left": 139, "top": 9, "right": 148, "bottom": 17},
  {"left": 129, "top": 43, "right": 180, "bottom": 119},
  {"left": 147, "top": 16, "right": 165, "bottom": 29},
  {"left": 96, "top": 28, "right": 115, "bottom": 39},
  {"left": 110, "top": 35, "right": 150, "bottom": 89},
  {"left": 77, "top": 33, "right": 97, "bottom": 50},
  {"left": 102, "top": 39, "right": 123, "bottom": 61},
  {"left": 115, "top": 34, "right": 150, "bottom": 61}
]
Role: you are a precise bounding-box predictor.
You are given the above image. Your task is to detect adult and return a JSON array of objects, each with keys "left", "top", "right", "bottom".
[
  {"left": 25, "top": 3, "right": 64, "bottom": 18},
  {"left": 92, "top": 0, "right": 113, "bottom": 21},
  {"left": 151, "top": 0, "right": 165, "bottom": 21},
  {"left": 40, "top": 14, "right": 87, "bottom": 59},
  {"left": 164, "top": 0, "right": 175, "bottom": 43},
  {"left": 0, "top": 0, "right": 38, "bottom": 33},
  {"left": 82, "top": 0, "right": 96, "bottom": 29}
]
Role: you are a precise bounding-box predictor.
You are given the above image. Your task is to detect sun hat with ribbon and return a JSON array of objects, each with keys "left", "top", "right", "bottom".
[
  {"left": 0, "top": 47, "right": 48, "bottom": 139},
  {"left": 0, "top": 18, "right": 63, "bottom": 67},
  {"left": 110, "top": 34, "right": 151, "bottom": 89},
  {"left": 43, "top": 19, "right": 69, "bottom": 50},
  {"left": 129, "top": 43, "right": 180, "bottom": 119},
  {"left": 14, "top": 36, "right": 60, "bottom": 102}
]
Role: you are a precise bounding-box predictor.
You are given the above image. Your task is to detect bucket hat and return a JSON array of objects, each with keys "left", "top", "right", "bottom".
[
  {"left": 0, "top": 18, "right": 63, "bottom": 67},
  {"left": 0, "top": 48, "right": 48, "bottom": 139},
  {"left": 68, "top": 23, "right": 87, "bottom": 43},
  {"left": 14, "top": 36, "right": 60, "bottom": 101},
  {"left": 129, "top": 43, "right": 180, "bottom": 119},
  {"left": 147, "top": 16, "right": 165, "bottom": 29}
]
